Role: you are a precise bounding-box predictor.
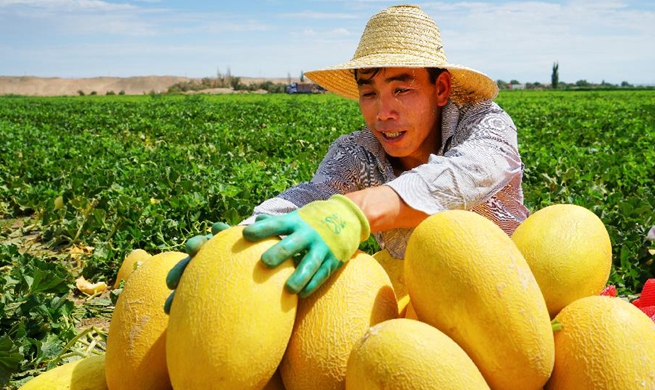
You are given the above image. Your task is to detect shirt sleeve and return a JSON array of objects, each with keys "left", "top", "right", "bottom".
[
  {"left": 385, "top": 101, "right": 523, "bottom": 215},
  {"left": 241, "top": 132, "right": 372, "bottom": 224}
]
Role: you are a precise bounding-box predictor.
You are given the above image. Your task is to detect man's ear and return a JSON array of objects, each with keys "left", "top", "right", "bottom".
[{"left": 436, "top": 71, "right": 452, "bottom": 107}]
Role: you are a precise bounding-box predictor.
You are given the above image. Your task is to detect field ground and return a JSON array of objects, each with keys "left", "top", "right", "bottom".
[{"left": 0, "top": 90, "right": 653, "bottom": 388}]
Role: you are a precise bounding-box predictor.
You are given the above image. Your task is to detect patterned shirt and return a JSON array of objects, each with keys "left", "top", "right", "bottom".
[{"left": 242, "top": 99, "right": 529, "bottom": 259}]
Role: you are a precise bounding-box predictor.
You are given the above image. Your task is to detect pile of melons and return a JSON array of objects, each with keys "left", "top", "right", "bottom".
[{"left": 19, "top": 204, "right": 655, "bottom": 390}]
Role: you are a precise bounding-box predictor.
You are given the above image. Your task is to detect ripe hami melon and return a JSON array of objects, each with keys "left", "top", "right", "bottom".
[
  {"left": 546, "top": 295, "right": 655, "bottom": 390},
  {"left": 105, "top": 250, "right": 186, "bottom": 390},
  {"left": 113, "top": 248, "right": 152, "bottom": 289},
  {"left": 346, "top": 318, "right": 490, "bottom": 390},
  {"left": 373, "top": 249, "right": 408, "bottom": 314},
  {"left": 404, "top": 210, "right": 554, "bottom": 390},
  {"left": 511, "top": 203, "right": 612, "bottom": 318},
  {"left": 280, "top": 251, "right": 398, "bottom": 390},
  {"left": 166, "top": 226, "right": 298, "bottom": 390},
  {"left": 19, "top": 355, "right": 107, "bottom": 390}
]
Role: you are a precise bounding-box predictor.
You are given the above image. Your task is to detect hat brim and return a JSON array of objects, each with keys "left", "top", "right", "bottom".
[{"left": 305, "top": 54, "right": 498, "bottom": 106}]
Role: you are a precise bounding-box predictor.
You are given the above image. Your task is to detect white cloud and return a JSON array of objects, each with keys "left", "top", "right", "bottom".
[
  {"left": 170, "top": 19, "right": 273, "bottom": 35},
  {"left": 0, "top": 0, "right": 135, "bottom": 11},
  {"left": 1, "top": 0, "right": 653, "bottom": 83},
  {"left": 291, "top": 27, "right": 354, "bottom": 41},
  {"left": 280, "top": 10, "right": 357, "bottom": 19},
  {"left": 328, "top": 27, "right": 350, "bottom": 36},
  {"left": 302, "top": 29, "right": 317, "bottom": 37},
  {"left": 420, "top": 0, "right": 655, "bottom": 83}
]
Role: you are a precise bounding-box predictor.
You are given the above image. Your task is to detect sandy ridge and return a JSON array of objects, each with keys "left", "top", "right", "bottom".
[{"left": 0, "top": 75, "right": 297, "bottom": 97}]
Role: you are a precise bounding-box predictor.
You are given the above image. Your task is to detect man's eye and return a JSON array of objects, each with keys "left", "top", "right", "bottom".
[
  {"left": 360, "top": 91, "right": 376, "bottom": 98},
  {"left": 395, "top": 88, "right": 410, "bottom": 95}
]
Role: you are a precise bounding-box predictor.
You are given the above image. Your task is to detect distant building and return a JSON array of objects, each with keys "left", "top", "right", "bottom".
[{"left": 507, "top": 83, "right": 525, "bottom": 90}]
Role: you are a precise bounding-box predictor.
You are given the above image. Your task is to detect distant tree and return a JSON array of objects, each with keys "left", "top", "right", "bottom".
[
  {"left": 225, "top": 67, "right": 232, "bottom": 86},
  {"left": 575, "top": 79, "right": 590, "bottom": 87},
  {"left": 230, "top": 76, "right": 243, "bottom": 90},
  {"left": 90, "top": 91, "right": 97, "bottom": 95},
  {"left": 496, "top": 79, "right": 509, "bottom": 90},
  {"left": 78, "top": 90, "right": 85, "bottom": 96},
  {"left": 621, "top": 81, "right": 633, "bottom": 88},
  {"left": 119, "top": 90, "right": 126, "bottom": 95},
  {"left": 510, "top": 79, "right": 520, "bottom": 85},
  {"left": 551, "top": 62, "right": 559, "bottom": 89},
  {"left": 106, "top": 90, "right": 116, "bottom": 96}
]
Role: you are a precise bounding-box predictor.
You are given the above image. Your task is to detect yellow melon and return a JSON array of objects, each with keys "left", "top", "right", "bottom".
[
  {"left": 403, "top": 299, "right": 418, "bottom": 320},
  {"left": 263, "top": 369, "right": 287, "bottom": 390},
  {"left": 280, "top": 251, "right": 398, "bottom": 390},
  {"left": 404, "top": 210, "right": 554, "bottom": 390},
  {"left": 166, "top": 226, "right": 298, "bottom": 390},
  {"left": 113, "top": 248, "right": 152, "bottom": 289},
  {"left": 346, "top": 318, "right": 490, "bottom": 390},
  {"left": 373, "top": 249, "right": 408, "bottom": 314},
  {"left": 397, "top": 294, "right": 411, "bottom": 317},
  {"left": 546, "top": 295, "right": 655, "bottom": 390},
  {"left": 19, "top": 355, "right": 107, "bottom": 390},
  {"left": 511, "top": 203, "right": 612, "bottom": 318},
  {"left": 105, "top": 250, "right": 186, "bottom": 390}
]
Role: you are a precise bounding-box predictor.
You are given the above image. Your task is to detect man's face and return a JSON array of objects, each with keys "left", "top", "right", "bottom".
[{"left": 357, "top": 67, "right": 447, "bottom": 171}]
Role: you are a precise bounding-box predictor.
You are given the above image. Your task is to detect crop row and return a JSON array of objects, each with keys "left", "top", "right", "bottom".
[{"left": 0, "top": 91, "right": 653, "bottom": 290}]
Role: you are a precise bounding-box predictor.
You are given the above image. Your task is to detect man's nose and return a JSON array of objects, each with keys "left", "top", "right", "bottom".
[{"left": 376, "top": 96, "right": 398, "bottom": 121}]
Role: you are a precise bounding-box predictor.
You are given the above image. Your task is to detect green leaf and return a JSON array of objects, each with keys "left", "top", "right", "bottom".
[
  {"left": 27, "top": 259, "right": 70, "bottom": 296},
  {"left": 0, "top": 335, "right": 23, "bottom": 387}
]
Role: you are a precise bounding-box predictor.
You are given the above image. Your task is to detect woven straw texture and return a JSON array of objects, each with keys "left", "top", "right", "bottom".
[{"left": 305, "top": 5, "right": 498, "bottom": 105}]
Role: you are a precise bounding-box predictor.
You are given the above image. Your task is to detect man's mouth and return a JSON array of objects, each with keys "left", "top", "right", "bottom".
[{"left": 381, "top": 131, "right": 405, "bottom": 139}]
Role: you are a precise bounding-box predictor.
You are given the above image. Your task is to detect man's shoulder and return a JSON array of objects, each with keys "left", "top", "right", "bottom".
[
  {"left": 334, "top": 128, "right": 380, "bottom": 149},
  {"left": 455, "top": 99, "right": 515, "bottom": 127},
  {"left": 456, "top": 99, "right": 506, "bottom": 117}
]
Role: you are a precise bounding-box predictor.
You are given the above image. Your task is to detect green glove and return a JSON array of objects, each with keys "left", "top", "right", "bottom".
[
  {"left": 242, "top": 195, "right": 370, "bottom": 297},
  {"left": 164, "top": 221, "right": 231, "bottom": 314}
]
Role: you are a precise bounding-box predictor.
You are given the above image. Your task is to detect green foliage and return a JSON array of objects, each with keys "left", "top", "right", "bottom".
[
  {"left": 496, "top": 90, "right": 654, "bottom": 293},
  {"left": 0, "top": 94, "right": 364, "bottom": 278},
  {"left": 0, "top": 245, "right": 76, "bottom": 387},
  {"left": 0, "top": 90, "right": 653, "bottom": 385}
]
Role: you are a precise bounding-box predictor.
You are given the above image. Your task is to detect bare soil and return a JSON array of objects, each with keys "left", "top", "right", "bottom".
[{"left": 0, "top": 75, "right": 297, "bottom": 96}]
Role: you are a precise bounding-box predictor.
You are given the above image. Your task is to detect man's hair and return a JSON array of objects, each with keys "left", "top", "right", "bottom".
[{"left": 353, "top": 68, "right": 445, "bottom": 84}]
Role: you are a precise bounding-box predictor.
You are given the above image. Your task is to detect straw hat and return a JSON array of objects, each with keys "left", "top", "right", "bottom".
[{"left": 304, "top": 4, "right": 498, "bottom": 106}]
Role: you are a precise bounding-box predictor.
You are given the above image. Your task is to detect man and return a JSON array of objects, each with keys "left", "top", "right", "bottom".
[{"left": 165, "top": 4, "right": 528, "bottom": 311}]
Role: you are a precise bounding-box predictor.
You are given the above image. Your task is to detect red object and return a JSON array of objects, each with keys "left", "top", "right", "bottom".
[
  {"left": 640, "top": 306, "right": 655, "bottom": 322},
  {"left": 633, "top": 279, "right": 655, "bottom": 308},
  {"left": 631, "top": 278, "right": 655, "bottom": 322},
  {"left": 600, "top": 285, "right": 617, "bottom": 297}
]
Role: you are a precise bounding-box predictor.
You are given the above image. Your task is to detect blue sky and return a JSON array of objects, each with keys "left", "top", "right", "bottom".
[{"left": 1, "top": 0, "right": 653, "bottom": 84}]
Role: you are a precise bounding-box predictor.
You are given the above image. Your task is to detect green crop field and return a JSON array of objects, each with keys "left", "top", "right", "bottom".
[{"left": 1, "top": 90, "right": 653, "bottom": 387}]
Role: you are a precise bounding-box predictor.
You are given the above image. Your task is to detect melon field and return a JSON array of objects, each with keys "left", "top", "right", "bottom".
[{"left": 0, "top": 90, "right": 653, "bottom": 388}]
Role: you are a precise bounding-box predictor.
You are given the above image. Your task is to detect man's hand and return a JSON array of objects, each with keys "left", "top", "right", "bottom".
[
  {"left": 242, "top": 195, "right": 370, "bottom": 298},
  {"left": 164, "top": 222, "right": 231, "bottom": 314}
]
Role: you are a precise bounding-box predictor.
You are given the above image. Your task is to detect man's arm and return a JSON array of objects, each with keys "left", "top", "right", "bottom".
[{"left": 345, "top": 185, "right": 428, "bottom": 233}]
